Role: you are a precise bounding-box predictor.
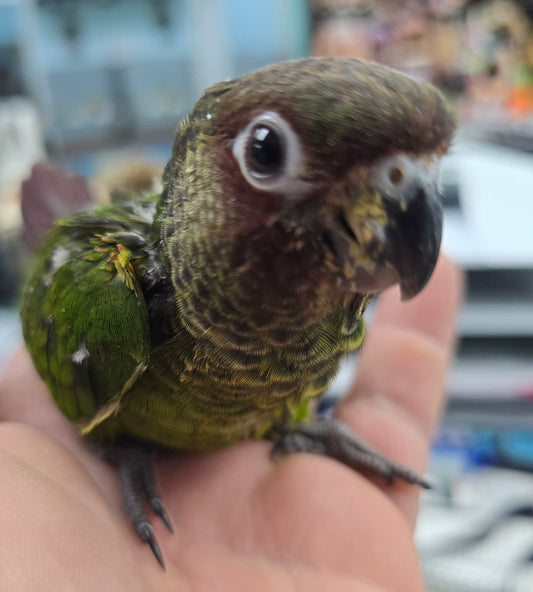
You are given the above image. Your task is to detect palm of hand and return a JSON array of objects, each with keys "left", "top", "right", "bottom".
[{"left": 0, "top": 257, "right": 460, "bottom": 592}]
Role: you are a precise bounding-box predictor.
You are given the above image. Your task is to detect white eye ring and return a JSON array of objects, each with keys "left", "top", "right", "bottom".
[
  {"left": 372, "top": 154, "right": 441, "bottom": 198},
  {"left": 232, "top": 111, "right": 310, "bottom": 196}
]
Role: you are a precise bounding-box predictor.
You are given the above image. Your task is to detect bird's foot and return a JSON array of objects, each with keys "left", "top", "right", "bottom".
[
  {"left": 91, "top": 444, "right": 172, "bottom": 569},
  {"left": 272, "top": 417, "right": 430, "bottom": 488}
]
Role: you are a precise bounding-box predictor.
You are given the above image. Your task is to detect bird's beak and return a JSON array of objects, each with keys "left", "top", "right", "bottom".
[
  {"left": 381, "top": 166, "right": 443, "bottom": 300},
  {"left": 323, "top": 154, "right": 443, "bottom": 300}
]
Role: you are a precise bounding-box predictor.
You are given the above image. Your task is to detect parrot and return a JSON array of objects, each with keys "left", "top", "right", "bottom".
[{"left": 20, "top": 57, "right": 455, "bottom": 568}]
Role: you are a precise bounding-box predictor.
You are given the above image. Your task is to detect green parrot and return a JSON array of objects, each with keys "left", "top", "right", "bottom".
[{"left": 21, "top": 57, "right": 455, "bottom": 568}]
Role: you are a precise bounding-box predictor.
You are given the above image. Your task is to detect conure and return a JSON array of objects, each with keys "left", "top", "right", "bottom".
[{"left": 21, "top": 57, "right": 455, "bottom": 568}]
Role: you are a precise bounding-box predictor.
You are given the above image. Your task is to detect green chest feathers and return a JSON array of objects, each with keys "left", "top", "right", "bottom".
[{"left": 94, "top": 297, "right": 367, "bottom": 450}]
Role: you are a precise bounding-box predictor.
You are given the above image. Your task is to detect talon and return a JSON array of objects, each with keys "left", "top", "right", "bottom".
[
  {"left": 393, "top": 468, "right": 431, "bottom": 489},
  {"left": 137, "top": 522, "right": 166, "bottom": 570},
  {"left": 150, "top": 497, "right": 174, "bottom": 533}
]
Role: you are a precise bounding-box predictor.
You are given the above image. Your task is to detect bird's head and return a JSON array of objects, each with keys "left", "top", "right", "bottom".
[{"left": 161, "top": 58, "right": 455, "bottom": 310}]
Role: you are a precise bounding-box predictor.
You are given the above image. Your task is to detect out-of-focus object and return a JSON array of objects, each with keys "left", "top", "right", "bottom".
[
  {"left": 310, "top": 0, "right": 376, "bottom": 58},
  {"left": 441, "top": 138, "right": 533, "bottom": 270},
  {"left": 91, "top": 161, "right": 163, "bottom": 204},
  {"left": 20, "top": 163, "right": 93, "bottom": 249},
  {"left": 310, "top": 1, "right": 533, "bottom": 122},
  {"left": 12, "top": 0, "right": 309, "bottom": 156},
  {"left": 0, "top": 97, "right": 44, "bottom": 303},
  {"left": 0, "top": 97, "right": 44, "bottom": 228},
  {"left": 440, "top": 137, "right": 533, "bottom": 401},
  {"left": 0, "top": 307, "right": 21, "bottom": 374},
  {"left": 459, "top": 0, "right": 533, "bottom": 121},
  {"left": 417, "top": 468, "right": 533, "bottom": 592},
  {"left": 20, "top": 160, "right": 164, "bottom": 250}
]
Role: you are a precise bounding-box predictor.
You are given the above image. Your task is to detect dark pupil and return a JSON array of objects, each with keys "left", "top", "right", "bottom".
[{"left": 249, "top": 125, "right": 283, "bottom": 175}]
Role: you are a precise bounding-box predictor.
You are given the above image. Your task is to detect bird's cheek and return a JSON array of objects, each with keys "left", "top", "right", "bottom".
[
  {"left": 343, "top": 190, "right": 389, "bottom": 251},
  {"left": 223, "top": 144, "right": 288, "bottom": 202}
]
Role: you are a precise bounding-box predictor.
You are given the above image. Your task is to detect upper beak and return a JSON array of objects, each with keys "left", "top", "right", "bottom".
[{"left": 381, "top": 163, "right": 443, "bottom": 300}]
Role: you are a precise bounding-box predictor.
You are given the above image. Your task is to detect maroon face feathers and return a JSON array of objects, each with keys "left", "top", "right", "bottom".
[{"left": 160, "top": 57, "right": 454, "bottom": 321}]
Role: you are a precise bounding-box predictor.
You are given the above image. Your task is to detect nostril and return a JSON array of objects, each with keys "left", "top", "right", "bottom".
[{"left": 388, "top": 166, "right": 404, "bottom": 185}]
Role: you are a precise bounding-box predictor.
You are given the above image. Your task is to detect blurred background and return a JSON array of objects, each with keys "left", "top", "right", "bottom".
[{"left": 2, "top": 1, "right": 533, "bottom": 589}]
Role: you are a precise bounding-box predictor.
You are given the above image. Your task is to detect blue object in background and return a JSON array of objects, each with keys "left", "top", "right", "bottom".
[
  {"left": 224, "top": 0, "right": 309, "bottom": 75},
  {"left": 497, "top": 430, "right": 533, "bottom": 471},
  {"left": 433, "top": 423, "right": 533, "bottom": 474},
  {"left": 2, "top": 0, "right": 309, "bottom": 152},
  {"left": 0, "top": 4, "right": 19, "bottom": 46}
]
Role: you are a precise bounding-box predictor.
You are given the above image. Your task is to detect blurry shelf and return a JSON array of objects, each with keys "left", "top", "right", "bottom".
[
  {"left": 444, "top": 398, "right": 533, "bottom": 430},
  {"left": 449, "top": 356, "right": 533, "bottom": 400},
  {"left": 458, "top": 300, "right": 533, "bottom": 338}
]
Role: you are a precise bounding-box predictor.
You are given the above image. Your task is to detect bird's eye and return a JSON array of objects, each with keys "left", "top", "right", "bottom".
[
  {"left": 232, "top": 111, "right": 310, "bottom": 196},
  {"left": 246, "top": 124, "right": 284, "bottom": 177}
]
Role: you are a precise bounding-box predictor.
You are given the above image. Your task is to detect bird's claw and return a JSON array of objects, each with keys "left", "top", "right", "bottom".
[
  {"left": 136, "top": 521, "right": 166, "bottom": 570},
  {"left": 273, "top": 417, "right": 430, "bottom": 489},
  {"left": 93, "top": 444, "right": 172, "bottom": 568},
  {"left": 149, "top": 497, "right": 174, "bottom": 533}
]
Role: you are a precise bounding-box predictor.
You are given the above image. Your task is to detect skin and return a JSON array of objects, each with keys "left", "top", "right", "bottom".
[{"left": 0, "top": 255, "right": 461, "bottom": 592}]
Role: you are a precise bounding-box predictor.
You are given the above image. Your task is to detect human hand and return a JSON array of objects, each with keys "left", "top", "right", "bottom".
[{"left": 0, "top": 255, "right": 461, "bottom": 592}]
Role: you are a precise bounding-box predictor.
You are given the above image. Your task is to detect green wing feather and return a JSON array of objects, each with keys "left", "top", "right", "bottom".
[{"left": 21, "top": 202, "right": 153, "bottom": 428}]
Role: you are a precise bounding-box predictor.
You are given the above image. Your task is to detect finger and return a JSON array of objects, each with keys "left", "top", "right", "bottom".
[
  {"left": 0, "top": 425, "right": 144, "bottom": 591},
  {"left": 336, "top": 255, "right": 463, "bottom": 523},
  {"left": 0, "top": 348, "right": 70, "bottom": 435},
  {"left": 0, "top": 348, "right": 118, "bottom": 495}
]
